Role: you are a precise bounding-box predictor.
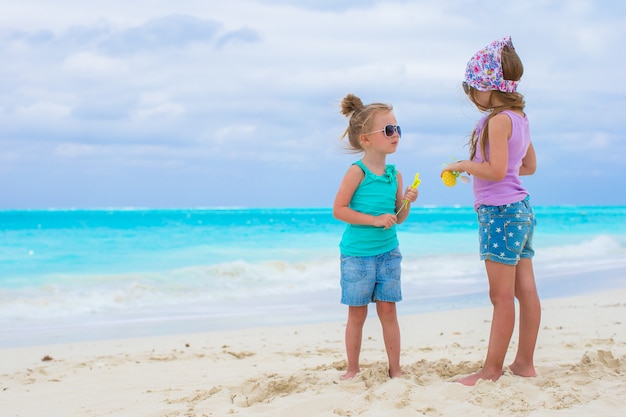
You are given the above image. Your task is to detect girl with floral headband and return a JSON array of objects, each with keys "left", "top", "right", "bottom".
[{"left": 442, "top": 37, "right": 540, "bottom": 386}]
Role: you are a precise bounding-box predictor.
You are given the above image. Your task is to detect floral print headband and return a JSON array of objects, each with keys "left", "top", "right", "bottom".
[{"left": 464, "top": 36, "right": 519, "bottom": 93}]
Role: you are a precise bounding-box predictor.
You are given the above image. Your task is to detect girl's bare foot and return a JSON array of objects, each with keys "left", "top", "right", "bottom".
[
  {"left": 456, "top": 368, "right": 502, "bottom": 386},
  {"left": 340, "top": 370, "right": 359, "bottom": 380},
  {"left": 509, "top": 362, "right": 536, "bottom": 378},
  {"left": 389, "top": 368, "right": 403, "bottom": 378}
]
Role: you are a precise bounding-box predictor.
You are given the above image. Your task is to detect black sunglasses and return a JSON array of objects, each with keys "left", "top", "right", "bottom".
[{"left": 366, "top": 124, "right": 402, "bottom": 138}]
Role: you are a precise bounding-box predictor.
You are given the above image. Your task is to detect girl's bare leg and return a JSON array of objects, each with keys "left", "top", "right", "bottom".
[
  {"left": 457, "top": 260, "right": 516, "bottom": 386},
  {"left": 342, "top": 305, "right": 368, "bottom": 380},
  {"left": 376, "top": 301, "right": 402, "bottom": 378},
  {"left": 509, "top": 258, "right": 540, "bottom": 377}
]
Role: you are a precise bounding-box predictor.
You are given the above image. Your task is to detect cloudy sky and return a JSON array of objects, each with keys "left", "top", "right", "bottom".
[{"left": 1, "top": 0, "right": 624, "bottom": 209}]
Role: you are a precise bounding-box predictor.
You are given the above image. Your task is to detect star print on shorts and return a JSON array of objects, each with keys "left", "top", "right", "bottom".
[{"left": 477, "top": 198, "right": 536, "bottom": 265}]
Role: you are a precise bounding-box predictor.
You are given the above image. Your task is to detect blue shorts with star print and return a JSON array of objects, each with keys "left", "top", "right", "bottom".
[{"left": 477, "top": 196, "right": 536, "bottom": 265}]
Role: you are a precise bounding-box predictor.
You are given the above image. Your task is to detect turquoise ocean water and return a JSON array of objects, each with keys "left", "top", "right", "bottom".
[{"left": 1, "top": 206, "right": 626, "bottom": 347}]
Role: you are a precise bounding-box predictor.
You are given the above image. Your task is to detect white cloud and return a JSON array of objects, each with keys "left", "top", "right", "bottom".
[
  {"left": 131, "top": 102, "right": 185, "bottom": 121},
  {"left": 63, "top": 51, "right": 127, "bottom": 77},
  {"left": 100, "top": 14, "right": 222, "bottom": 54},
  {"left": 214, "top": 125, "right": 257, "bottom": 143},
  {"left": 15, "top": 101, "right": 72, "bottom": 118},
  {"left": 55, "top": 143, "right": 104, "bottom": 157}
]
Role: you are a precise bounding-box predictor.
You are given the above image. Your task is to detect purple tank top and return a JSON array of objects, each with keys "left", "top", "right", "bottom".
[{"left": 472, "top": 110, "right": 531, "bottom": 210}]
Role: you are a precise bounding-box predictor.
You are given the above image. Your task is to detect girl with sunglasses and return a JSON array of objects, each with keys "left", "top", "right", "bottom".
[
  {"left": 333, "top": 93, "right": 418, "bottom": 380},
  {"left": 442, "top": 37, "right": 540, "bottom": 386}
]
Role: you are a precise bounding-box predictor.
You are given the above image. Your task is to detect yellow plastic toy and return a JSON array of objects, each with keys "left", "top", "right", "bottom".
[
  {"left": 442, "top": 161, "right": 470, "bottom": 187},
  {"left": 410, "top": 172, "right": 422, "bottom": 189},
  {"left": 396, "top": 173, "right": 420, "bottom": 215},
  {"left": 442, "top": 170, "right": 459, "bottom": 187}
]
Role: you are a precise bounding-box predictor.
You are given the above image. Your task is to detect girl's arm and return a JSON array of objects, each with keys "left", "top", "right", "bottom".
[
  {"left": 519, "top": 142, "right": 536, "bottom": 176},
  {"left": 395, "top": 171, "right": 418, "bottom": 224},
  {"left": 442, "top": 112, "right": 511, "bottom": 181},
  {"left": 333, "top": 165, "right": 397, "bottom": 229}
]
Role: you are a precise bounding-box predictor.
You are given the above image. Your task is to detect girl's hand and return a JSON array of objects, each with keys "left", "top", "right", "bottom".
[
  {"left": 373, "top": 213, "right": 397, "bottom": 229},
  {"left": 441, "top": 161, "right": 466, "bottom": 176},
  {"left": 403, "top": 187, "right": 418, "bottom": 203}
]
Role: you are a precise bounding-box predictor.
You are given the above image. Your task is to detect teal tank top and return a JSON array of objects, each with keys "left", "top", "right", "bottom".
[{"left": 339, "top": 160, "right": 399, "bottom": 256}]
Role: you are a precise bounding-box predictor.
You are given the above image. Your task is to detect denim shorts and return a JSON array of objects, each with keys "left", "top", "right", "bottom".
[
  {"left": 340, "top": 246, "right": 402, "bottom": 306},
  {"left": 477, "top": 197, "right": 536, "bottom": 265}
]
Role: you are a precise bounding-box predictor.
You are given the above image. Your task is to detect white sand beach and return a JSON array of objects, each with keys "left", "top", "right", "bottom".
[{"left": 2, "top": 288, "right": 625, "bottom": 417}]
